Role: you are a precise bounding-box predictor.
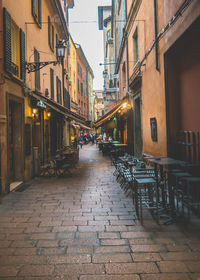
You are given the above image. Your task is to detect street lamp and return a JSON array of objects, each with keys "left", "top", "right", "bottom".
[
  {"left": 56, "top": 40, "right": 66, "bottom": 64},
  {"left": 26, "top": 40, "right": 66, "bottom": 73},
  {"left": 56, "top": 40, "right": 66, "bottom": 105}
]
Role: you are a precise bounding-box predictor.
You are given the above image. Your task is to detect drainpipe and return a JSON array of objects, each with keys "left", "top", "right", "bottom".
[
  {"left": 125, "top": 0, "right": 130, "bottom": 98},
  {"left": 154, "top": 0, "right": 159, "bottom": 71}
]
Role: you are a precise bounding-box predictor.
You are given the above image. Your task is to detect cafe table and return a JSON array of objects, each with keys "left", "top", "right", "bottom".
[{"left": 147, "top": 157, "right": 187, "bottom": 223}]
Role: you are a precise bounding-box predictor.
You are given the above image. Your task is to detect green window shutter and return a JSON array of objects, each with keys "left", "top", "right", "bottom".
[
  {"left": 34, "top": 49, "right": 40, "bottom": 90},
  {"left": 52, "top": 25, "right": 54, "bottom": 50},
  {"left": 20, "top": 29, "right": 26, "bottom": 81},
  {"left": 56, "top": 34, "right": 58, "bottom": 59},
  {"left": 3, "top": 8, "right": 12, "bottom": 74},
  {"left": 38, "top": 0, "right": 42, "bottom": 27},
  {"left": 32, "top": 0, "right": 36, "bottom": 18},
  {"left": 50, "top": 68, "right": 54, "bottom": 99},
  {"left": 56, "top": 76, "right": 59, "bottom": 103},
  {"left": 48, "top": 16, "right": 51, "bottom": 49}
]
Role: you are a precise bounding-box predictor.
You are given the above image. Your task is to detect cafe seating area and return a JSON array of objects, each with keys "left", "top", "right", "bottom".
[
  {"left": 107, "top": 147, "right": 200, "bottom": 225},
  {"left": 40, "top": 146, "right": 79, "bottom": 177}
]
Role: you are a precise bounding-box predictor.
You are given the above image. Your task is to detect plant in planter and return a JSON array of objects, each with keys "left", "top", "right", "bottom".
[{"left": 64, "top": 69, "right": 70, "bottom": 80}]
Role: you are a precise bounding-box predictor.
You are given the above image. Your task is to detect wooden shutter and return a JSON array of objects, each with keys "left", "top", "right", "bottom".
[
  {"left": 34, "top": 49, "right": 40, "bottom": 90},
  {"left": 38, "top": 0, "right": 42, "bottom": 27},
  {"left": 52, "top": 25, "right": 54, "bottom": 50},
  {"left": 56, "top": 34, "right": 58, "bottom": 59},
  {"left": 48, "top": 16, "right": 51, "bottom": 49},
  {"left": 20, "top": 29, "right": 26, "bottom": 81},
  {"left": 50, "top": 68, "right": 54, "bottom": 99},
  {"left": 3, "top": 8, "right": 12, "bottom": 74},
  {"left": 32, "top": 0, "right": 36, "bottom": 18},
  {"left": 56, "top": 76, "right": 59, "bottom": 103}
]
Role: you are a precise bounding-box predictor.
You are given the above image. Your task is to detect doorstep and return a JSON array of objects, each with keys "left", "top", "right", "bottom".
[{"left": 10, "top": 181, "right": 23, "bottom": 192}]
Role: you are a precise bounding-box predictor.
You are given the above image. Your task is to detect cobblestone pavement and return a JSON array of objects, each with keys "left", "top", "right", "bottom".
[{"left": 0, "top": 144, "right": 200, "bottom": 280}]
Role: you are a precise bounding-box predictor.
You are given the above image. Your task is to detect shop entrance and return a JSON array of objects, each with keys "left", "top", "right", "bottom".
[{"left": 8, "top": 99, "right": 24, "bottom": 183}]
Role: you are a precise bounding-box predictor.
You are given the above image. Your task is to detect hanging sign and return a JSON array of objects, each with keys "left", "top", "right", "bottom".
[{"left": 37, "top": 100, "right": 46, "bottom": 109}]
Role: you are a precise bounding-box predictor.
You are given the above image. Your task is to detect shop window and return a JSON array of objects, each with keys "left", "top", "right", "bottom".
[
  {"left": 32, "top": 0, "right": 42, "bottom": 27},
  {"left": 132, "top": 28, "right": 139, "bottom": 66},
  {"left": 50, "top": 68, "right": 54, "bottom": 99},
  {"left": 48, "top": 16, "right": 54, "bottom": 51},
  {"left": 3, "top": 8, "right": 25, "bottom": 80},
  {"left": 34, "top": 48, "right": 40, "bottom": 90}
]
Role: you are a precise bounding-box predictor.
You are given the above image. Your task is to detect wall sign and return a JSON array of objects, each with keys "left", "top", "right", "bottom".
[{"left": 150, "top": 117, "right": 157, "bottom": 142}]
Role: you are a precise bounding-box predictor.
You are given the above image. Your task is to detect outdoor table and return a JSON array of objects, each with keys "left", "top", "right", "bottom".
[{"left": 147, "top": 157, "right": 187, "bottom": 223}]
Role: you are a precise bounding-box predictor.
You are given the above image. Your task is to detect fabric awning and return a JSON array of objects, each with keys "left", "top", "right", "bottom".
[
  {"left": 94, "top": 98, "right": 128, "bottom": 128},
  {"left": 30, "top": 91, "right": 87, "bottom": 124},
  {"left": 78, "top": 123, "right": 91, "bottom": 130},
  {"left": 72, "top": 123, "right": 80, "bottom": 129}
]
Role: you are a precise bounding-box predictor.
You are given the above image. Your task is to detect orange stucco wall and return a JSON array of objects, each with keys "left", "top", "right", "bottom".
[{"left": 127, "top": 0, "right": 167, "bottom": 156}]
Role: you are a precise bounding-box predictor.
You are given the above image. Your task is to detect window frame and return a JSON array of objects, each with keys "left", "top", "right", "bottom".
[{"left": 32, "top": 0, "right": 42, "bottom": 28}]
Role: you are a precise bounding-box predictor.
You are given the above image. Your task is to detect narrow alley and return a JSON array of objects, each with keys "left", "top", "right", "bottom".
[{"left": 0, "top": 144, "right": 199, "bottom": 279}]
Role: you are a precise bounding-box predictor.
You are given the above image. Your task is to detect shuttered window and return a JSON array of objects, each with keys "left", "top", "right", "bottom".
[
  {"left": 20, "top": 29, "right": 26, "bottom": 81},
  {"left": 56, "top": 76, "right": 62, "bottom": 104},
  {"left": 63, "top": 88, "right": 70, "bottom": 109},
  {"left": 50, "top": 69, "right": 54, "bottom": 100},
  {"left": 32, "top": 0, "right": 42, "bottom": 27},
  {"left": 3, "top": 8, "right": 25, "bottom": 80},
  {"left": 34, "top": 48, "right": 40, "bottom": 90},
  {"left": 48, "top": 16, "right": 54, "bottom": 52}
]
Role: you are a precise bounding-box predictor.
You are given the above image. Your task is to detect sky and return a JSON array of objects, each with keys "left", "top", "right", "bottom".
[{"left": 69, "top": 0, "right": 111, "bottom": 90}]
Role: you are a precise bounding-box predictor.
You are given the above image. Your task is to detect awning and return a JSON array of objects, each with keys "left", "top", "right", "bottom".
[
  {"left": 94, "top": 97, "right": 128, "bottom": 128},
  {"left": 78, "top": 123, "right": 91, "bottom": 130},
  {"left": 72, "top": 123, "right": 80, "bottom": 129},
  {"left": 30, "top": 91, "right": 87, "bottom": 124}
]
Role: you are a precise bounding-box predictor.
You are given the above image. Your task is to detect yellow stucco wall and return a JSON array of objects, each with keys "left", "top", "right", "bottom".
[
  {"left": 2, "top": 0, "right": 69, "bottom": 187},
  {"left": 69, "top": 35, "right": 77, "bottom": 104},
  {"left": 127, "top": 0, "right": 167, "bottom": 156}
]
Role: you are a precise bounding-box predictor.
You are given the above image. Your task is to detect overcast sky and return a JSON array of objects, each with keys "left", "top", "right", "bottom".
[{"left": 69, "top": 0, "right": 111, "bottom": 90}]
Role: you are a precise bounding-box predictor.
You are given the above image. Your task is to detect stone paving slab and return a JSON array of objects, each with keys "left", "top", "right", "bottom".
[{"left": 0, "top": 144, "right": 200, "bottom": 279}]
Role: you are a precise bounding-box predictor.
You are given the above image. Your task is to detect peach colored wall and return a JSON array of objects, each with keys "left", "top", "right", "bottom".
[
  {"left": 164, "top": 0, "right": 200, "bottom": 51},
  {"left": 127, "top": 0, "right": 167, "bottom": 156}
]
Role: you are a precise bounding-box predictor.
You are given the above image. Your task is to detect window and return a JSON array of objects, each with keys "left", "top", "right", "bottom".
[
  {"left": 107, "top": 30, "right": 111, "bottom": 40},
  {"left": 78, "top": 79, "right": 80, "bottom": 92},
  {"left": 32, "top": 0, "right": 42, "bottom": 27},
  {"left": 50, "top": 68, "right": 54, "bottom": 99},
  {"left": 11, "top": 20, "right": 20, "bottom": 77},
  {"left": 34, "top": 49, "right": 40, "bottom": 90},
  {"left": 63, "top": 89, "right": 70, "bottom": 109},
  {"left": 56, "top": 76, "right": 62, "bottom": 104},
  {"left": 3, "top": 8, "right": 25, "bottom": 80},
  {"left": 81, "top": 83, "right": 83, "bottom": 95},
  {"left": 132, "top": 28, "right": 139, "bottom": 66},
  {"left": 48, "top": 16, "right": 54, "bottom": 51}
]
